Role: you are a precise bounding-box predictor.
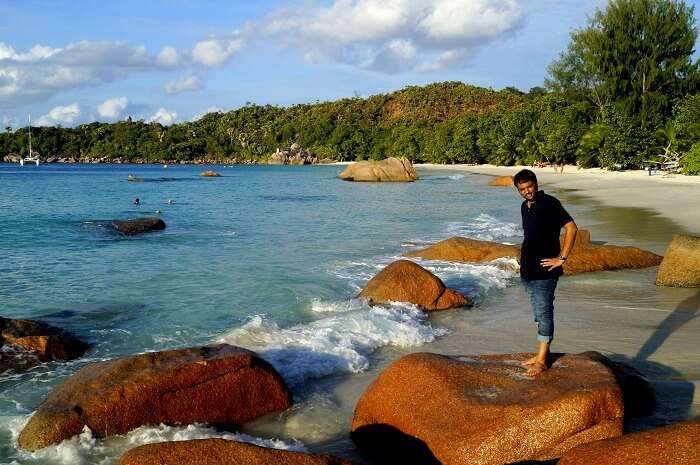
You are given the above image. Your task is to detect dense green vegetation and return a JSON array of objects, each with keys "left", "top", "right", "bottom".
[{"left": 2, "top": 0, "right": 700, "bottom": 173}]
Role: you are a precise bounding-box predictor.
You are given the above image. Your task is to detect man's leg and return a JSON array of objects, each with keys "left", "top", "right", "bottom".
[{"left": 521, "top": 278, "right": 558, "bottom": 375}]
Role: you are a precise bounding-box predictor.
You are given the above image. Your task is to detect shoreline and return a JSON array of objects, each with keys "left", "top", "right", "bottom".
[{"left": 416, "top": 163, "right": 700, "bottom": 234}]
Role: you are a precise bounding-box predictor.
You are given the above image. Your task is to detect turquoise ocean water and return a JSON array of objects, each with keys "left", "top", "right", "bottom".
[{"left": 1, "top": 163, "right": 527, "bottom": 463}]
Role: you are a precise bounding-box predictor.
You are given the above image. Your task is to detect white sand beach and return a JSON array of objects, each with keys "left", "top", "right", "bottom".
[{"left": 418, "top": 164, "right": 700, "bottom": 233}]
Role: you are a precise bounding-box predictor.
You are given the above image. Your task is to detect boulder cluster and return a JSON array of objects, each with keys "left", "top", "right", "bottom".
[
  {"left": 6, "top": 168, "right": 698, "bottom": 465},
  {"left": 267, "top": 143, "right": 334, "bottom": 165}
]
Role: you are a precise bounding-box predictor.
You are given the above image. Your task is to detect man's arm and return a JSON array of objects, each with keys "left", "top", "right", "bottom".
[{"left": 541, "top": 220, "right": 578, "bottom": 271}]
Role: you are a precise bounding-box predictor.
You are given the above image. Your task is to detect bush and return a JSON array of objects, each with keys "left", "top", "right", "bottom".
[{"left": 681, "top": 142, "right": 700, "bottom": 175}]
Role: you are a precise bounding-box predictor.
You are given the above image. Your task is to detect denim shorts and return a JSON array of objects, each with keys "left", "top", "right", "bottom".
[{"left": 522, "top": 277, "right": 558, "bottom": 343}]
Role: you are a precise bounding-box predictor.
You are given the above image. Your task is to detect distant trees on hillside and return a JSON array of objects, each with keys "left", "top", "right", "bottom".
[{"left": 2, "top": 0, "right": 700, "bottom": 174}]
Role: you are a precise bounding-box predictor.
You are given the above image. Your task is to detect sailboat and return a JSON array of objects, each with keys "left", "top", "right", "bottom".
[{"left": 20, "top": 115, "right": 40, "bottom": 166}]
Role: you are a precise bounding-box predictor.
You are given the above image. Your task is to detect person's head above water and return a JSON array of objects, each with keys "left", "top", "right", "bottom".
[{"left": 134, "top": 197, "right": 140, "bottom": 205}]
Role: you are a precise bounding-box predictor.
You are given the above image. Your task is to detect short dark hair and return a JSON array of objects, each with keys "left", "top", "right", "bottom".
[{"left": 513, "top": 169, "right": 537, "bottom": 187}]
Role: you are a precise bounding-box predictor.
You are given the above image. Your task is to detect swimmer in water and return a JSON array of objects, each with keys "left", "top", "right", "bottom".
[
  {"left": 167, "top": 199, "right": 174, "bottom": 205},
  {"left": 134, "top": 197, "right": 140, "bottom": 205}
]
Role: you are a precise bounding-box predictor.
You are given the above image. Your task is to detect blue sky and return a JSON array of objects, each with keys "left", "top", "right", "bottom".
[{"left": 1, "top": 0, "right": 697, "bottom": 128}]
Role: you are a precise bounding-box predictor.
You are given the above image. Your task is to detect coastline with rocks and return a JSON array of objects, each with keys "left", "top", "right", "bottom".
[{"left": 1, "top": 162, "right": 698, "bottom": 465}]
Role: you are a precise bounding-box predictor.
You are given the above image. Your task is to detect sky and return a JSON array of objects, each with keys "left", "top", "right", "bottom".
[{"left": 1, "top": 0, "right": 697, "bottom": 129}]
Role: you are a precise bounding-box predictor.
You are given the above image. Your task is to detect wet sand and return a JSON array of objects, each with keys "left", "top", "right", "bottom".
[{"left": 243, "top": 167, "right": 700, "bottom": 461}]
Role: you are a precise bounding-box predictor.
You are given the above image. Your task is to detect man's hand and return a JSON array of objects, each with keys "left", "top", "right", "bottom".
[{"left": 540, "top": 257, "right": 565, "bottom": 271}]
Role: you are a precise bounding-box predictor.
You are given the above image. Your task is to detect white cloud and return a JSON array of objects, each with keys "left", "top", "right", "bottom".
[
  {"left": 192, "top": 33, "right": 245, "bottom": 67},
  {"left": 262, "top": 0, "right": 523, "bottom": 72},
  {"left": 148, "top": 107, "right": 177, "bottom": 125},
  {"left": 157, "top": 46, "right": 179, "bottom": 67},
  {"left": 0, "top": 32, "right": 247, "bottom": 106},
  {"left": 419, "top": 0, "right": 522, "bottom": 43},
  {"left": 164, "top": 73, "right": 202, "bottom": 94},
  {"left": 0, "top": 41, "right": 156, "bottom": 104},
  {"left": 415, "top": 48, "right": 471, "bottom": 72},
  {"left": 97, "top": 96, "right": 129, "bottom": 119},
  {"left": 35, "top": 103, "right": 81, "bottom": 127},
  {"left": 366, "top": 39, "right": 417, "bottom": 73}
]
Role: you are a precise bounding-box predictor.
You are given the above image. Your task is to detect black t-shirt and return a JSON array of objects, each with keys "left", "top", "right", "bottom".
[{"left": 520, "top": 191, "right": 573, "bottom": 280}]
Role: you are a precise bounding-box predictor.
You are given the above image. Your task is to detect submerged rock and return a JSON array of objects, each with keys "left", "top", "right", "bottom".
[
  {"left": 656, "top": 234, "right": 700, "bottom": 287},
  {"left": 18, "top": 344, "right": 292, "bottom": 451},
  {"left": 0, "top": 317, "right": 89, "bottom": 363},
  {"left": 558, "top": 416, "right": 700, "bottom": 465},
  {"left": 359, "top": 259, "right": 469, "bottom": 311},
  {"left": 113, "top": 217, "right": 166, "bottom": 235},
  {"left": 116, "top": 439, "right": 356, "bottom": 465},
  {"left": 351, "top": 352, "right": 623, "bottom": 465},
  {"left": 338, "top": 157, "right": 418, "bottom": 182},
  {"left": 200, "top": 170, "right": 220, "bottom": 177},
  {"left": 488, "top": 175, "right": 514, "bottom": 187}
]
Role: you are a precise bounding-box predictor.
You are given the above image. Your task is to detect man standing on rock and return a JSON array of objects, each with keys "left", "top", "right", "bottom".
[{"left": 514, "top": 169, "right": 577, "bottom": 376}]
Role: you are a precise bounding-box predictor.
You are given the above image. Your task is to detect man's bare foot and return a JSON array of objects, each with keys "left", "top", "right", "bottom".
[
  {"left": 525, "top": 362, "right": 547, "bottom": 376},
  {"left": 521, "top": 356, "right": 539, "bottom": 366}
]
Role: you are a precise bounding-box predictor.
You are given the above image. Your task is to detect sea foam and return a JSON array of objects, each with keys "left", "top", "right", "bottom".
[
  {"left": 217, "top": 301, "right": 447, "bottom": 386},
  {"left": 446, "top": 213, "right": 522, "bottom": 242},
  {"left": 1, "top": 416, "right": 304, "bottom": 465}
]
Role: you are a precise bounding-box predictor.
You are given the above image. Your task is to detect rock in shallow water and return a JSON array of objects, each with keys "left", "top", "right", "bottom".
[
  {"left": 0, "top": 317, "right": 89, "bottom": 363},
  {"left": 558, "top": 416, "right": 700, "bottom": 465},
  {"left": 338, "top": 157, "right": 418, "bottom": 182},
  {"left": 18, "top": 344, "right": 292, "bottom": 451},
  {"left": 406, "top": 236, "right": 520, "bottom": 262},
  {"left": 112, "top": 217, "right": 166, "bottom": 235},
  {"left": 359, "top": 259, "right": 469, "bottom": 311},
  {"left": 488, "top": 175, "right": 514, "bottom": 187},
  {"left": 116, "top": 439, "right": 356, "bottom": 465},
  {"left": 407, "top": 230, "right": 662, "bottom": 276},
  {"left": 351, "top": 352, "right": 623, "bottom": 465}
]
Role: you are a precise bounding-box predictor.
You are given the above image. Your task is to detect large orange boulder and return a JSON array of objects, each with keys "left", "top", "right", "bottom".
[
  {"left": 116, "top": 439, "right": 356, "bottom": 465},
  {"left": 0, "top": 317, "right": 89, "bottom": 362},
  {"left": 18, "top": 345, "right": 292, "bottom": 451},
  {"left": 351, "top": 352, "right": 623, "bottom": 465},
  {"left": 338, "top": 157, "right": 418, "bottom": 182},
  {"left": 563, "top": 230, "right": 662, "bottom": 275},
  {"left": 558, "top": 417, "right": 700, "bottom": 465},
  {"left": 488, "top": 175, "right": 514, "bottom": 187},
  {"left": 656, "top": 234, "right": 700, "bottom": 287},
  {"left": 359, "top": 260, "right": 469, "bottom": 311},
  {"left": 406, "top": 236, "right": 520, "bottom": 262}
]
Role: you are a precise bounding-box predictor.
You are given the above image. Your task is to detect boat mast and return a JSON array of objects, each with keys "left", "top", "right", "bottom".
[{"left": 28, "top": 114, "right": 32, "bottom": 157}]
